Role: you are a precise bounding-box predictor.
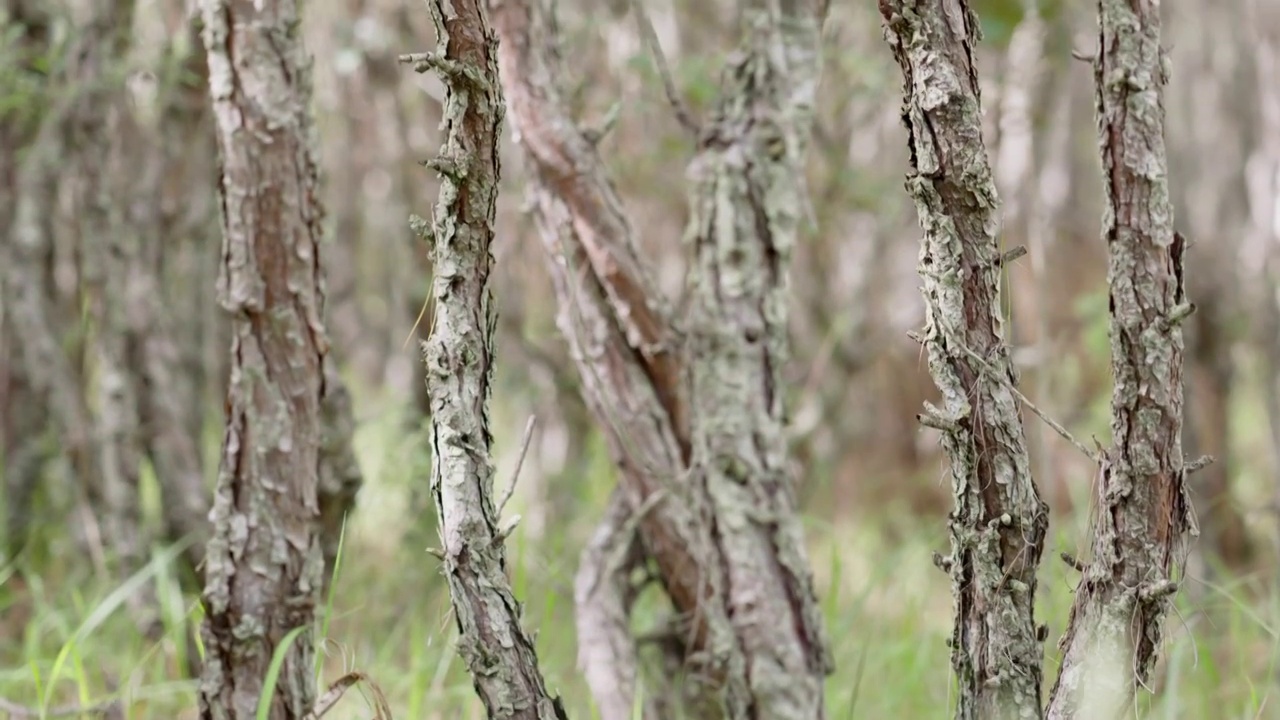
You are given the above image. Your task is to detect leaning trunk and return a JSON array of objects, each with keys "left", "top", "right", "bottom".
[
  {"left": 493, "top": 0, "right": 832, "bottom": 716},
  {"left": 678, "top": 3, "right": 833, "bottom": 715},
  {"left": 405, "top": 1, "right": 567, "bottom": 717},
  {"left": 1045, "top": 1, "right": 1193, "bottom": 717},
  {"left": 879, "top": 2, "right": 1049, "bottom": 718}
]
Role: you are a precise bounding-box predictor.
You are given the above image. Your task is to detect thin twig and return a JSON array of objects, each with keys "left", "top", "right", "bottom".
[
  {"left": 303, "top": 670, "right": 394, "bottom": 720},
  {"left": 627, "top": 0, "right": 699, "bottom": 136},
  {"left": 956, "top": 341, "right": 1098, "bottom": 462},
  {"left": 498, "top": 415, "right": 537, "bottom": 516}
]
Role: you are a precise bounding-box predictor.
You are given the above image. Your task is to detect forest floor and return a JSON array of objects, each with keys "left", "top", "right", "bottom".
[{"left": 2, "top": 397, "right": 1278, "bottom": 719}]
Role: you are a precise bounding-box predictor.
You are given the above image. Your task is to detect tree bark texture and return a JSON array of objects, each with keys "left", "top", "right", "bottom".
[
  {"left": 407, "top": 1, "right": 568, "bottom": 717},
  {"left": 680, "top": 4, "right": 832, "bottom": 716},
  {"left": 492, "top": 0, "right": 832, "bottom": 717},
  {"left": 1045, "top": 1, "right": 1193, "bottom": 717},
  {"left": 879, "top": 2, "right": 1049, "bottom": 719},
  {"left": 197, "top": 0, "right": 334, "bottom": 716},
  {"left": 0, "top": 0, "right": 55, "bottom": 561}
]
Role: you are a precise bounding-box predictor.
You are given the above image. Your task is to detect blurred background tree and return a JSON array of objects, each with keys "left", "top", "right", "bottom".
[{"left": 1, "top": 0, "right": 1278, "bottom": 716}]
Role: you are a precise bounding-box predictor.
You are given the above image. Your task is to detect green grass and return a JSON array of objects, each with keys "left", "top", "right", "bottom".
[{"left": 2, "top": 400, "right": 1277, "bottom": 718}]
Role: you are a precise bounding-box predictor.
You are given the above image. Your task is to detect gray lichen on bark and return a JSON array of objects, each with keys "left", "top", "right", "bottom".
[
  {"left": 680, "top": 3, "right": 832, "bottom": 717},
  {"left": 197, "top": 0, "right": 335, "bottom": 716},
  {"left": 879, "top": 2, "right": 1049, "bottom": 718},
  {"left": 493, "top": 0, "right": 832, "bottom": 716},
  {"left": 1045, "top": 1, "right": 1192, "bottom": 717},
  {"left": 407, "top": 1, "right": 567, "bottom": 718}
]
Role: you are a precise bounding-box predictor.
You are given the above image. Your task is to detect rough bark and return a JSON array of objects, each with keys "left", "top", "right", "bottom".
[
  {"left": 679, "top": 3, "right": 832, "bottom": 716},
  {"left": 1045, "top": 1, "right": 1193, "bottom": 717},
  {"left": 407, "top": 2, "right": 567, "bottom": 718},
  {"left": 196, "top": 0, "right": 333, "bottom": 716},
  {"left": 493, "top": 0, "right": 833, "bottom": 717},
  {"left": 492, "top": 1, "right": 710, "bottom": 714},
  {"left": 879, "top": 2, "right": 1049, "bottom": 719}
]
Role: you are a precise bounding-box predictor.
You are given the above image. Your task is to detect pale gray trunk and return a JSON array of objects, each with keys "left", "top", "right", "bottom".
[
  {"left": 408, "top": 1, "right": 567, "bottom": 718},
  {"left": 1045, "top": 1, "right": 1193, "bottom": 717},
  {"left": 879, "top": 2, "right": 1049, "bottom": 718},
  {"left": 679, "top": 3, "right": 832, "bottom": 716},
  {"left": 197, "top": 0, "right": 333, "bottom": 715}
]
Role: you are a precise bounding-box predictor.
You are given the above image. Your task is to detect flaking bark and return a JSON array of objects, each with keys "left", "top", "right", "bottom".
[
  {"left": 1045, "top": 2, "right": 1192, "bottom": 717},
  {"left": 197, "top": 0, "right": 335, "bottom": 716},
  {"left": 879, "top": 2, "right": 1049, "bottom": 718},
  {"left": 408, "top": 2, "right": 567, "bottom": 718}
]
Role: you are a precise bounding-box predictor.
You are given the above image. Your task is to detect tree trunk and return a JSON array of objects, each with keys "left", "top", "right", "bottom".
[
  {"left": 406, "top": 2, "right": 568, "bottom": 718},
  {"left": 879, "top": 2, "right": 1049, "bottom": 718},
  {"left": 196, "top": 0, "right": 335, "bottom": 715},
  {"left": 492, "top": 0, "right": 833, "bottom": 716},
  {"left": 1045, "top": 1, "right": 1193, "bottom": 717},
  {"left": 0, "top": 0, "right": 55, "bottom": 562},
  {"left": 679, "top": 4, "right": 833, "bottom": 716}
]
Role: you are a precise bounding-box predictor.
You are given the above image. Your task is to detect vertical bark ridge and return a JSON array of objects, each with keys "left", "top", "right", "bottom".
[
  {"left": 409, "top": 1, "right": 567, "bottom": 717},
  {"left": 1046, "top": 1, "right": 1192, "bottom": 717},
  {"left": 197, "top": 0, "right": 334, "bottom": 715},
  {"left": 681, "top": 3, "right": 833, "bottom": 717},
  {"left": 879, "top": 2, "right": 1049, "bottom": 718},
  {"left": 495, "top": 0, "right": 833, "bottom": 716}
]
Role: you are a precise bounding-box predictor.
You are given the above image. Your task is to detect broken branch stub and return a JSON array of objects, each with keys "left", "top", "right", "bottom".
[
  {"left": 1046, "top": 1, "right": 1194, "bottom": 716},
  {"left": 880, "top": 1, "right": 1050, "bottom": 718}
]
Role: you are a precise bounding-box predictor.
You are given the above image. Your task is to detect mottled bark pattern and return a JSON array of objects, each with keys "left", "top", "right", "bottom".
[
  {"left": 197, "top": 0, "right": 332, "bottom": 716},
  {"left": 494, "top": 0, "right": 832, "bottom": 717},
  {"left": 880, "top": 2, "right": 1049, "bottom": 718},
  {"left": 412, "top": 2, "right": 567, "bottom": 718},
  {"left": 1046, "top": 1, "right": 1192, "bottom": 717},
  {"left": 681, "top": 4, "right": 832, "bottom": 717}
]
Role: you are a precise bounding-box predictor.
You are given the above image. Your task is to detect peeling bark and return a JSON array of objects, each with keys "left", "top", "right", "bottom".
[
  {"left": 879, "top": 2, "right": 1049, "bottom": 718},
  {"left": 408, "top": 1, "right": 567, "bottom": 718},
  {"left": 196, "top": 0, "right": 334, "bottom": 716},
  {"left": 493, "top": 0, "right": 832, "bottom": 717},
  {"left": 1045, "top": 1, "right": 1192, "bottom": 717}
]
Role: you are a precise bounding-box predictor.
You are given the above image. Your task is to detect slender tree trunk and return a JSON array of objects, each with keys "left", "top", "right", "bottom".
[
  {"left": 879, "top": 3, "right": 1049, "bottom": 719},
  {"left": 196, "top": 0, "right": 335, "bottom": 715},
  {"left": 74, "top": 1, "right": 153, "bottom": 601},
  {"left": 405, "top": 2, "right": 568, "bottom": 718},
  {"left": 0, "top": 0, "right": 54, "bottom": 562},
  {"left": 1045, "top": 1, "right": 1193, "bottom": 717},
  {"left": 131, "top": 29, "right": 218, "bottom": 578},
  {"left": 493, "top": 0, "right": 833, "bottom": 716}
]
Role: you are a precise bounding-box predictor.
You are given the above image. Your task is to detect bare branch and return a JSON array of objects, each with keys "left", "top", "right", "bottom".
[{"left": 627, "top": 0, "right": 699, "bottom": 136}]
